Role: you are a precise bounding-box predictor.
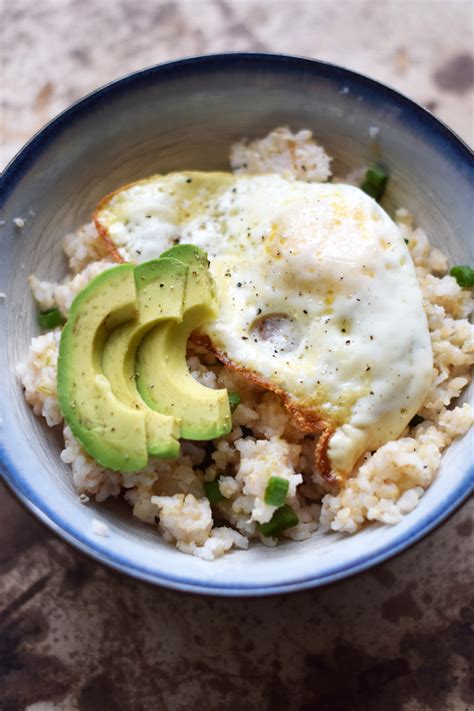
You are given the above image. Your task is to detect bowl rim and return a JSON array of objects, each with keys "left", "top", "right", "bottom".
[
  {"left": 1, "top": 461, "right": 472, "bottom": 597},
  {"left": 1, "top": 51, "right": 472, "bottom": 200},
  {"left": 1, "top": 52, "right": 473, "bottom": 596}
]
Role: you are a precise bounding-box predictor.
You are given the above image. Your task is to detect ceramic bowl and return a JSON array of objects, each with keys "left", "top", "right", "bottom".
[{"left": 1, "top": 54, "right": 472, "bottom": 595}]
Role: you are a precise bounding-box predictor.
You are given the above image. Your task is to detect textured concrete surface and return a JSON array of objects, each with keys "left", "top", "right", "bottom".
[
  {"left": 1, "top": 1, "right": 473, "bottom": 710},
  {"left": 1, "top": 482, "right": 473, "bottom": 711},
  {"left": 2, "top": 0, "right": 474, "bottom": 166}
]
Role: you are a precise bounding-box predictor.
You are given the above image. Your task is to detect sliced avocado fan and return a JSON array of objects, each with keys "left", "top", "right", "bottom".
[
  {"left": 57, "top": 265, "right": 153, "bottom": 472},
  {"left": 136, "top": 245, "right": 232, "bottom": 440},
  {"left": 101, "top": 258, "right": 186, "bottom": 459},
  {"left": 57, "top": 247, "right": 231, "bottom": 472}
]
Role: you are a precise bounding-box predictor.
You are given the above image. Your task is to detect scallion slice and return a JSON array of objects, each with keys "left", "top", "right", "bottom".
[
  {"left": 203, "top": 478, "right": 225, "bottom": 505},
  {"left": 258, "top": 504, "right": 299, "bottom": 537},
  {"left": 361, "top": 166, "right": 388, "bottom": 201},
  {"left": 38, "top": 307, "right": 64, "bottom": 330},
  {"left": 450, "top": 265, "right": 474, "bottom": 289},
  {"left": 264, "top": 476, "right": 289, "bottom": 507},
  {"left": 228, "top": 391, "right": 241, "bottom": 413}
]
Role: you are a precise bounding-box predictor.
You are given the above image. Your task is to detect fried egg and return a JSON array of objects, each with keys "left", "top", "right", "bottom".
[{"left": 95, "top": 172, "right": 433, "bottom": 479}]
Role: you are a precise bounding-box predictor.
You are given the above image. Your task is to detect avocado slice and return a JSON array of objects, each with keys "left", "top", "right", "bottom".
[
  {"left": 101, "top": 258, "right": 186, "bottom": 459},
  {"left": 136, "top": 245, "right": 232, "bottom": 440},
  {"left": 58, "top": 265, "right": 151, "bottom": 472},
  {"left": 159, "top": 243, "right": 210, "bottom": 269}
]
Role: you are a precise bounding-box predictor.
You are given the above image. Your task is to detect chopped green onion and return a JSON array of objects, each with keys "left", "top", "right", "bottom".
[
  {"left": 450, "top": 265, "right": 474, "bottom": 289},
  {"left": 228, "top": 391, "right": 241, "bottom": 413},
  {"left": 38, "top": 307, "right": 64, "bottom": 329},
  {"left": 361, "top": 166, "right": 388, "bottom": 201},
  {"left": 264, "top": 476, "right": 289, "bottom": 507},
  {"left": 203, "top": 478, "right": 225, "bottom": 504},
  {"left": 409, "top": 414, "right": 425, "bottom": 427},
  {"left": 404, "top": 238, "right": 409, "bottom": 245},
  {"left": 258, "top": 504, "right": 299, "bottom": 537}
]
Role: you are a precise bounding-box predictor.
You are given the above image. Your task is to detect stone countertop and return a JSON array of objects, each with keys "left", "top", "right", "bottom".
[
  {"left": 1, "top": 482, "right": 473, "bottom": 711},
  {"left": 2, "top": 0, "right": 474, "bottom": 166},
  {"left": 1, "top": 1, "right": 473, "bottom": 710}
]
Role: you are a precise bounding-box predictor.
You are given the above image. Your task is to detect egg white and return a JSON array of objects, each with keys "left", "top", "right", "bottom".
[{"left": 95, "top": 172, "right": 433, "bottom": 476}]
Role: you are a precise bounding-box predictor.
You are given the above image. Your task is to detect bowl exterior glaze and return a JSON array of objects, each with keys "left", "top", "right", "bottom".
[{"left": 1, "top": 54, "right": 473, "bottom": 595}]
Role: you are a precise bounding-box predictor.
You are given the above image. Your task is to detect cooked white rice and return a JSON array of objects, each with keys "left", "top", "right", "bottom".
[
  {"left": 17, "top": 128, "right": 473, "bottom": 560},
  {"left": 91, "top": 518, "right": 110, "bottom": 537},
  {"left": 29, "top": 258, "right": 116, "bottom": 317},
  {"left": 230, "top": 126, "right": 332, "bottom": 183}
]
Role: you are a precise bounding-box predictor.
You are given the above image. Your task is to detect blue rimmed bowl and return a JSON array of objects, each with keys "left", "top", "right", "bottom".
[{"left": 0, "top": 53, "right": 472, "bottom": 596}]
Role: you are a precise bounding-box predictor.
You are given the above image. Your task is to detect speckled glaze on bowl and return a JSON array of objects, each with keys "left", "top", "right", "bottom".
[{"left": 0, "top": 54, "right": 472, "bottom": 596}]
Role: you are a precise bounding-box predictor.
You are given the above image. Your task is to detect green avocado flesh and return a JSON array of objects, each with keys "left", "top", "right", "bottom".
[
  {"left": 136, "top": 245, "right": 232, "bottom": 440},
  {"left": 101, "top": 258, "right": 187, "bottom": 459},
  {"left": 159, "top": 243, "right": 209, "bottom": 269},
  {"left": 58, "top": 265, "right": 150, "bottom": 472},
  {"left": 57, "top": 248, "right": 230, "bottom": 471}
]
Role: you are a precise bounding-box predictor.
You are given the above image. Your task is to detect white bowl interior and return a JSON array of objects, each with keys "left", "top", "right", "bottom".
[{"left": 0, "top": 56, "right": 472, "bottom": 593}]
